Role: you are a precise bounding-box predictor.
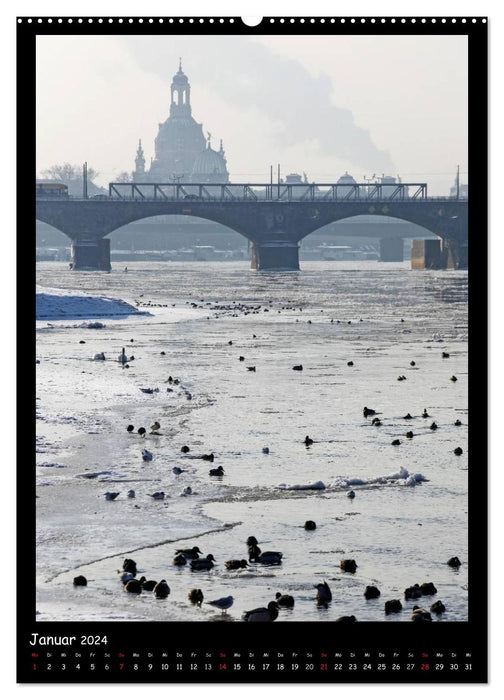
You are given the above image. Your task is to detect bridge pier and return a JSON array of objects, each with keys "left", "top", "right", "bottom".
[
  {"left": 379, "top": 237, "right": 404, "bottom": 262},
  {"left": 250, "top": 241, "right": 300, "bottom": 271},
  {"left": 70, "top": 238, "right": 111, "bottom": 271}
]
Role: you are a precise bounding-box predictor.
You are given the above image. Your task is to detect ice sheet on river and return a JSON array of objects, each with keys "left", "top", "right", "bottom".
[
  {"left": 276, "top": 467, "right": 427, "bottom": 490},
  {"left": 36, "top": 285, "right": 149, "bottom": 320}
]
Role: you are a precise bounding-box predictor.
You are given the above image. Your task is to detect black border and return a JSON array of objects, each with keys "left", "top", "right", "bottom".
[{"left": 19, "top": 16, "right": 488, "bottom": 684}]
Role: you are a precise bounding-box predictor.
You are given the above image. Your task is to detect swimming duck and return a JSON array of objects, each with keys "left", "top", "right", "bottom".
[
  {"left": 454, "top": 447, "right": 463, "bottom": 455},
  {"left": 137, "top": 427, "right": 146, "bottom": 437},
  {"left": 454, "top": 419, "right": 462, "bottom": 426},
  {"left": 118, "top": 570, "right": 135, "bottom": 583},
  {"left": 364, "top": 585, "right": 381, "bottom": 600},
  {"left": 94, "top": 352, "right": 106, "bottom": 361},
  {"left": 422, "top": 409, "right": 430, "bottom": 418},
  {"left": 123, "top": 559, "right": 137, "bottom": 575},
  {"left": 411, "top": 606, "right": 432, "bottom": 622},
  {"left": 430, "top": 600, "right": 446, "bottom": 614},
  {"left": 126, "top": 424, "right": 134, "bottom": 433},
  {"left": 190, "top": 555, "right": 215, "bottom": 571},
  {"left": 335, "top": 615, "right": 357, "bottom": 622},
  {"left": 442, "top": 352, "right": 450, "bottom": 358},
  {"left": 172, "top": 553, "right": 187, "bottom": 566},
  {"left": 182, "top": 486, "right": 192, "bottom": 495},
  {"left": 248, "top": 546, "right": 282, "bottom": 565},
  {"left": 104, "top": 492, "right": 120, "bottom": 501},
  {"left": 346, "top": 490, "right": 355, "bottom": 499},
  {"left": 206, "top": 595, "right": 234, "bottom": 614},
  {"left": 304, "top": 435, "right": 314, "bottom": 446},
  {"left": 225, "top": 559, "right": 248, "bottom": 570},
  {"left": 153, "top": 580, "right": 170, "bottom": 599},
  {"left": 124, "top": 578, "right": 143, "bottom": 594},
  {"left": 404, "top": 584, "right": 422, "bottom": 600},
  {"left": 150, "top": 421, "right": 161, "bottom": 433},
  {"left": 262, "top": 447, "right": 270, "bottom": 454},
  {"left": 275, "top": 592, "right": 295, "bottom": 607},
  {"left": 73, "top": 575, "right": 87, "bottom": 586},
  {"left": 142, "top": 449, "right": 153, "bottom": 461},
  {"left": 372, "top": 418, "right": 382, "bottom": 426},
  {"left": 450, "top": 375, "right": 458, "bottom": 382},
  {"left": 127, "top": 489, "right": 135, "bottom": 498},
  {"left": 406, "top": 431, "right": 414, "bottom": 439},
  {"left": 430, "top": 422, "right": 438, "bottom": 430},
  {"left": 410, "top": 361, "right": 416, "bottom": 366},
  {"left": 148, "top": 492, "right": 165, "bottom": 500},
  {"left": 188, "top": 588, "right": 204, "bottom": 605},
  {"left": 363, "top": 407, "right": 377, "bottom": 418},
  {"left": 209, "top": 466, "right": 224, "bottom": 476},
  {"left": 247, "top": 366, "right": 256, "bottom": 372},
  {"left": 292, "top": 365, "right": 303, "bottom": 371},
  {"left": 420, "top": 582, "right": 437, "bottom": 595},
  {"left": 391, "top": 439, "right": 401, "bottom": 446},
  {"left": 304, "top": 520, "right": 317, "bottom": 530},
  {"left": 340, "top": 559, "right": 358, "bottom": 573},
  {"left": 403, "top": 413, "right": 413, "bottom": 420},
  {"left": 239, "top": 356, "right": 245, "bottom": 361},
  {"left": 242, "top": 601, "right": 279, "bottom": 622},
  {"left": 172, "top": 466, "right": 185, "bottom": 475},
  {"left": 181, "top": 445, "right": 190, "bottom": 453},
  {"left": 246, "top": 536, "right": 259, "bottom": 547},
  {"left": 447, "top": 556, "right": 461, "bottom": 568},
  {"left": 141, "top": 579, "right": 157, "bottom": 592},
  {"left": 384, "top": 599, "right": 403, "bottom": 614},
  {"left": 315, "top": 581, "right": 332, "bottom": 604},
  {"left": 175, "top": 547, "right": 202, "bottom": 559},
  {"left": 201, "top": 453, "right": 215, "bottom": 462},
  {"left": 347, "top": 361, "right": 354, "bottom": 367}
]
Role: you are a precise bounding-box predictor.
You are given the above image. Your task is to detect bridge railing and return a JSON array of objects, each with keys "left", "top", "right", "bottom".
[{"left": 107, "top": 182, "right": 429, "bottom": 202}]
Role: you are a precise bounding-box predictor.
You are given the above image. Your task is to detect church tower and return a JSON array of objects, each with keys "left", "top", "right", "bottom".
[{"left": 133, "top": 61, "right": 229, "bottom": 183}]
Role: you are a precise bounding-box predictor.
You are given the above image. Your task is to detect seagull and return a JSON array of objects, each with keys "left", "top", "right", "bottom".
[
  {"left": 142, "top": 449, "right": 153, "bottom": 461},
  {"left": 148, "top": 491, "right": 165, "bottom": 500},
  {"left": 242, "top": 601, "right": 279, "bottom": 622},
  {"left": 172, "top": 466, "right": 185, "bottom": 475},
  {"left": 153, "top": 580, "right": 170, "bottom": 599},
  {"left": 315, "top": 581, "right": 332, "bottom": 604},
  {"left": 127, "top": 489, "right": 135, "bottom": 498},
  {"left": 206, "top": 595, "right": 234, "bottom": 614},
  {"left": 104, "top": 492, "right": 120, "bottom": 501}
]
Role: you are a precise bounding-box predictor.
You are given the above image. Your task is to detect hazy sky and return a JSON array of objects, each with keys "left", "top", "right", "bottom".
[{"left": 36, "top": 33, "right": 467, "bottom": 195}]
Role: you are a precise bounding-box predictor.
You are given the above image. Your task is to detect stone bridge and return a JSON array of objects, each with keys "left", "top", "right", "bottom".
[{"left": 35, "top": 182, "right": 468, "bottom": 271}]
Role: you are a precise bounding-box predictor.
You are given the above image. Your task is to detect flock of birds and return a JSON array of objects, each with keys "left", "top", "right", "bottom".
[{"left": 71, "top": 533, "right": 462, "bottom": 622}]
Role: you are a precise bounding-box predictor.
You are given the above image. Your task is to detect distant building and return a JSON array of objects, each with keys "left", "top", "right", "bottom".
[{"left": 132, "top": 61, "right": 229, "bottom": 183}]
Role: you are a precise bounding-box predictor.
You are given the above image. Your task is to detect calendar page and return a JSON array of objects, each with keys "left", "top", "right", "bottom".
[{"left": 19, "top": 12, "right": 487, "bottom": 683}]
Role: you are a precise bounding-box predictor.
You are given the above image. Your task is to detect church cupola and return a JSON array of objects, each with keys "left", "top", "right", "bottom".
[
  {"left": 170, "top": 59, "right": 192, "bottom": 117},
  {"left": 135, "top": 139, "right": 146, "bottom": 174}
]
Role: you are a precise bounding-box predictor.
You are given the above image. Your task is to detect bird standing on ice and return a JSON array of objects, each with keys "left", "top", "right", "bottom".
[{"left": 142, "top": 449, "right": 153, "bottom": 461}]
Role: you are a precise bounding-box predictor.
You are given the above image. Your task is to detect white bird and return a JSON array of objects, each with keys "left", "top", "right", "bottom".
[
  {"left": 149, "top": 492, "right": 165, "bottom": 500},
  {"left": 206, "top": 596, "right": 234, "bottom": 614},
  {"left": 142, "top": 449, "right": 153, "bottom": 461},
  {"left": 104, "top": 492, "right": 120, "bottom": 501},
  {"left": 118, "top": 571, "right": 134, "bottom": 583}
]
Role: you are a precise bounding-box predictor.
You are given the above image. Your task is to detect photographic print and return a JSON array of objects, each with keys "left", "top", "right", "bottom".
[{"left": 19, "top": 13, "right": 487, "bottom": 683}]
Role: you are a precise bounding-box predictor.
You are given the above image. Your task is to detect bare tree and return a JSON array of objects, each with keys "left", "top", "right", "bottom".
[
  {"left": 41, "top": 163, "right": 99, "bottom": 182},
  {"left": 115, "top": 171, "right": 132, "bottom": 183}
]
